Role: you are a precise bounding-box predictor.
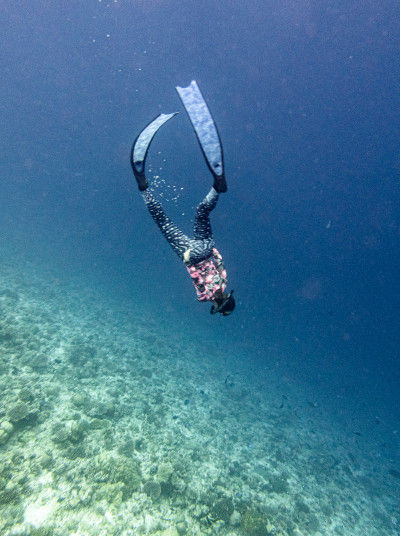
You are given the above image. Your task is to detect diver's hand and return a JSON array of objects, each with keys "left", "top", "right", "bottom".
[{"left": 183, "top": 249, "right": 191, "bottom": 263}]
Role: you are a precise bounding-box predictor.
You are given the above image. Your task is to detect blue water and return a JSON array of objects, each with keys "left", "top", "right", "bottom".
[{"left": 1, "top": 1, "right": 399, "bottom": 534}]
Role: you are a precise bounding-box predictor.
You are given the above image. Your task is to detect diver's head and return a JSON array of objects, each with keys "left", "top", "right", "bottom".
[{"left": 210, "top": 289, "right": 236, "bottom": 316}]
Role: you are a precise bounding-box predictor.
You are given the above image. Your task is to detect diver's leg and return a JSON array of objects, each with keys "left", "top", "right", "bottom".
[
  {"left": 142, "top": 190, "right": 190, "bottom": 260},
  {"left": 193, "top": 187, "right": 219, "bottom": 240}
]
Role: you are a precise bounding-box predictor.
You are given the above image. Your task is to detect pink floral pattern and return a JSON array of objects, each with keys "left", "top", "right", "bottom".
[{"left": 186, "top": 248, "right": 227, "bottom": 302}]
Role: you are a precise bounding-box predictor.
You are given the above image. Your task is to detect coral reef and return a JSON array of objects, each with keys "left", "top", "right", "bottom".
[{"left": 0, "top": 262, "right": 397, "bottom": 536}]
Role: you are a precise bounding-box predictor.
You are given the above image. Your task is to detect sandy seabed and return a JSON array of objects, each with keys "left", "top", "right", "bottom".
[{"left": 0, "top": 258, "right": 398, "bottom": 536}]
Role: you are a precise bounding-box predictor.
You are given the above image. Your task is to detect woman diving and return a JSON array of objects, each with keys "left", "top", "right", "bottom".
[{"left": 130, "top": 81, "right": 235, "bottom": 316}]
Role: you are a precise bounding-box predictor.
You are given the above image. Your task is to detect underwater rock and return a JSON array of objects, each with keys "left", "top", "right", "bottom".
[
  {"left": 175, "top": 518, "right": 188, "bottom": 535},
  {"left": 0, "top": 324, "right": 20, "bottom": 349},
  {"left": 139, "top": 368, "right": 153, "bottom": 379},
  {"left": 24, "top": 528, "right": 55, "bottom": 536},
  {"left": 0, "top": 288, "right": 19, "bottom": 302},
  {"left": 294, "top": 497, "right": 310, "bottom": 514},
  {"left": 88, "top": 452, "right": 141, "bottom": 500},
  {"left": 18, "top": 387, "right": 35, "bottom": 403},
  {"left": 133, "top": 437, "right": 146, "bottom": 451},
  {"left": 143, "top": 479, "right": 162, "bottom": 500},
  {"left": 71, "top": 393, "right": 90, "bottom": 409},
  {"left": 211, "top": 496, "right": 234, "bottom": 522},
  {"left": 93, "top": 482, "right": 124, "bottom": 506},
  {"left": 241, "top": 509, "right": 271, "bottom": 536},
  {"left": 43, "top": 385, "right": 60, "bottom": 399},
  {"left": 72, "top": 392, "right": 115, "bottom": 418},
  {"left": 7, "top": 402, "right": 30, "bottom": 423},
  {"left": 63, "top": 444, "right": 87, "bottom": 460},
  {"left": 30, "top": 354, "right": 48, "bottom": 372},
  {"left": 230, "top": 510, "right": 241, "bottom": 526},
  {"left": 138, "top": 513, "right": 163, "bottom": 533},
  {"left": 50, "top": 420, "right": 90, "bottom": 458},
  {"left": 89, "top": 400, "right": 116, "bottom": 418},
  {"left": 37, "top": 452, "right": 53, "bottom": 470},
  {"left": 50, "top": 422, "right": 69, "bottom": 444},
  {"left": 0, "top": 421, "right": 13, "bottom": 444},
  {"left": 157, "top": 462, "right": 174, "bottom": 483},
  {"left": 154, "top": 462, "right": 184, "bottom": 499},
  {"left": 0, "top": 485, "right": 20, "bottom": 505},
  {"left": 117, "top": 436, "right": 135, "bottom": 457},
  {"left": 89, "top": 417, "right": 110, "bottom": 430},
  {"left": 268, "top": 474, "right": 289, "bottom": 494},
  {"left": 67, "top": 339, "right": 97, "bottom": 366},
  {"left": 160, "top": 528, "right": 179, "bottom": 536}
]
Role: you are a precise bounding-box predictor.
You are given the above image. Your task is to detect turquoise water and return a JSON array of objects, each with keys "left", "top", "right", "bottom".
[{"left": 0, "top": 256, "right": 398, "bottom": 535}]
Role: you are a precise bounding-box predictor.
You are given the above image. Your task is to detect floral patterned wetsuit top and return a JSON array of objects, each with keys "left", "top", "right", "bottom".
[{"left": 186, "top": 248, "right": 227, "bottom": 302}]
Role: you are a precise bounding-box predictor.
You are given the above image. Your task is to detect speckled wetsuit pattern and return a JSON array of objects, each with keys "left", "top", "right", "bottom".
[{"left": 142, "top": 187, "right": 219, "bottom": 264}]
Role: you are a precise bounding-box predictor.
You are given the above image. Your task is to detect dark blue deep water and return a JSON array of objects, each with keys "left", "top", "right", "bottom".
[{"left": 1, "top": 1, "right": 399, "bottom": 534}]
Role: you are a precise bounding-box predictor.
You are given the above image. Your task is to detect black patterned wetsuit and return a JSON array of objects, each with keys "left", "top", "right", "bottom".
[
  {"left": 142, "top": 187, "right": 218, "bottom": 263},
  {"left": 142, "top": 187, "right": 228, "bottom": 301}
]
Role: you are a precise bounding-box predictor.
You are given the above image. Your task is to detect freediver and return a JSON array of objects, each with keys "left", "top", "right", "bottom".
[{"left": 130, "top": 81, "right": 235, "bottom": 316}]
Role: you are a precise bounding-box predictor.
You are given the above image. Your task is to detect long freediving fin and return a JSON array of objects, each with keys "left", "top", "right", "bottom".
[
  {"left": 131, "top": 113, "right": 177, "bottom": 191},
  {"left": 176, "top": 81, "right": 227, "bottom": 193}
]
